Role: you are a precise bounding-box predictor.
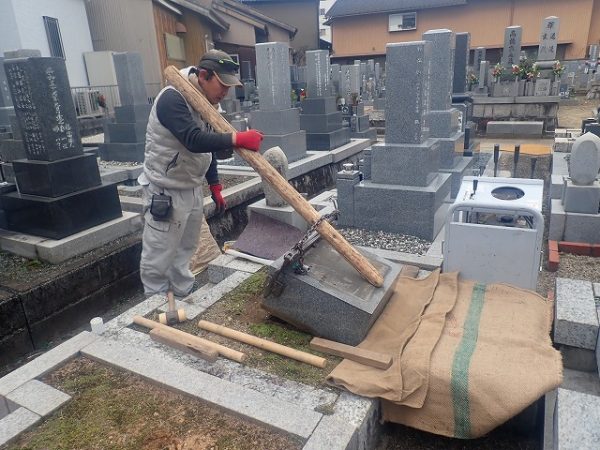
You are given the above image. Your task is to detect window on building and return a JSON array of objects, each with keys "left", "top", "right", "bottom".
[
  {"left": 165, "top": 33, "right": 186, "bottom": 61},
  {"left": 320, "top": 8, "right": 326, "bottom": 15},
  {"left": 388, "top": 12, "right": 417, "bottom": 32},
  {"left": 43, "top": 16, "right": 65, "bottom": 58},
  {"left": 320, "top": 28, "right": 327, "bottom": 37}
]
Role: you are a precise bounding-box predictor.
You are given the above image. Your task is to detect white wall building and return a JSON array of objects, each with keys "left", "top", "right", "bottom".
[
  {"left": 0, "top": 0, "right": 94, "bottom": 86},
  {"left": 319, "top": 0, "right": 336, "bottom": 43}
]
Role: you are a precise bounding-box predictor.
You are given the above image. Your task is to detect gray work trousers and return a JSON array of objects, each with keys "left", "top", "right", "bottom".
[{"left": 139, "top": 181, "right": 204, "bottom": 297}]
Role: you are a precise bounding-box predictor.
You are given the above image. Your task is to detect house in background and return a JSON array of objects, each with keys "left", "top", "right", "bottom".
[
  {"left": 0, "top": 0, "right": 94, "bottom": 86},
  {"left": 85, "top": 0, "right": 296, "bottom": 86},
  {"left": 319, "top": 0, "right": 335, "bottom": 44},
  {"left": 325, "top": 0, "right": 600, "bottom": 63},
  {"left": 239, "top": 0, "right": 319, "bottom": 60}
]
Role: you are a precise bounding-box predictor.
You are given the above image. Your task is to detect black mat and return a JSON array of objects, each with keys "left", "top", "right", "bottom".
[{"left": 234, "top": 212, "right": 304, "bottom": 261}]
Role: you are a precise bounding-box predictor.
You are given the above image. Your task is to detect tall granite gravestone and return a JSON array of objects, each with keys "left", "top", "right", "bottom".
[
  {"left": 98, "top": 52, "right": 150, "bottom": 162},
  {"left": 473, "top": 60, "right": 490, "bottom": 96},
  {"left": 538, "top": 16, "right": 560, "bottom": 61},
  {"left": 453, "top": 32, "right": 470, "bottom": 95},
  {"left": 474, "top": 47, "right": 486, "bottom": 71},
  {"left": 424, "top": 30, "right": 473, "bottom": 198},
  {"left": 299, "top": 50, "right": 349, "bottom": 150},
  {"left": 0, "top": 57, "right": 13, "bottom": 131},
  {"left": 0, "top": 56, "right": 23, "bottom": 182},
  {"left": 0, "top": 55, "right": 122, "bottom": 239},
  {"left": 337, "top": 41, "right": 452, "bottom": 240},
  {"left": 502, "top": 26, "right": 523, "bottom": 68},
  {"left": 339, "top": 64, "right": 376, "bottom": 142},
  {"left": 246, "top": 42, "right": 307, "bottom": 163},
  {"left": 330, "top": 63, "right": 341, "bottom": 96}
]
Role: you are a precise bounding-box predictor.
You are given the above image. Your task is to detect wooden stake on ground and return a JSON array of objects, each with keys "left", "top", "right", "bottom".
[
  {"left": 133, "top": 315, "right": 246, "bottom": 363},
  {"left": 164, "top": 65, "right": 384, "bottom": 288},
  {"left": 198, "top": 320, "right": 327, "bottom": 369},
  {"left": 150, "top": 328, "right": 218, "bottom": 362},
  {"left": 309, "top": 337, "right": 393, "bottom": 370}
]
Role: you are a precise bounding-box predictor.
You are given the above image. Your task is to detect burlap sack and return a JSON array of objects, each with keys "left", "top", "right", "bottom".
[
  {"left": 328, "top": 273, "right": 562, "bottom": 439},
  {"left": 189, "top": 215, "right": 221, "bottom": 274},
  {"left": 382, "top": 280, "right": 562, "bottom": 438},
  {"left": 327, "top": 270, "right": 454, "bottom": 403}
]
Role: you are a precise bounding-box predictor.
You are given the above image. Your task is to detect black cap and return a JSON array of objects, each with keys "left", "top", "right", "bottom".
[{"left": 198, "top": 50, "right": 242, "bottom": 87}]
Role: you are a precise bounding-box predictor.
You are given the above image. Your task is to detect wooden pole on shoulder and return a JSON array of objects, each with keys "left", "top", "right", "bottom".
[{"left": 164, "top": 65, "right": 383, "bottom": 288}]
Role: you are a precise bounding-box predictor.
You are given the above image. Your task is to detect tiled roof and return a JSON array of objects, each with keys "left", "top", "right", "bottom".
[{"left": 326, "top": 0, "right": 468, "bottom": 18}]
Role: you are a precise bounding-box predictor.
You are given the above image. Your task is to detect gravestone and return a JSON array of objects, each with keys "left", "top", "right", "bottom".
[
  {"left": 0, "top": 57, "right": 13, "bottom": 130},
  {"left": 330, "top": 63, "right": 341, "bottom": 96},
  {"left": 473, "top": 60, "right": 490, "bottom": 96},
  {"left": 341, "top": 64, "right": 360, "bottom": 104},
  {"left": 0, "top": 55, "right": 23, "bottom": 183},
  {"left": 299, "top": 50, "right": 350, "bottom": 150},
  {"left": 590, "top": 45, "right": 599, "bottom": 61},
  {"left": 246, "top": 42, "right": 307, "bottom": 163},
  {"left": 502, "top": 26, "right": 523, "bottom": 68},
  {"left": 474, "top": 47, "right": 486, "bottom": 71},
  {"left": 241, "top": 60, "right": 253, "bottom": 81},
  {"left": 538, "top": 16, "right": 560, "bottom": 61},
  {"left": 98, "top": 52, "right": 151, "bottom": 162},
  {"left": 453, "top": 32, "right": 470, "bottom": 94},
  {"left": 535, "top": 78, "right": 552, "bottom": 96},
  {"left": 337, "top": 41, "right": 452, "bottom": 240},
  {"left": 424, "top": 29, "right": 473, "bottom": 198},
  {"left": 0, "top": 55, "right": 122, "bottom": 239},
  {"left": 339, "top": 64, "right": 375, "bottom": 141},
  {"left": 562, "top": 133, "right": 600, "bottom": 214},
  {"left": 220, "top": 81, "right": 241, "bottom": 118}
]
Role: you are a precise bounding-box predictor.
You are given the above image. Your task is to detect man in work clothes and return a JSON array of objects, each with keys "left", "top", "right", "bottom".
[{"left": 138, "top": 50, "right": 263, "bottom": 298}]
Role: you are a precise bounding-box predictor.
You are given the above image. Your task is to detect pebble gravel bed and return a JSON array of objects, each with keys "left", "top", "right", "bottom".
[{"left": 338, "top": 227, "right": 431, "bottom": 255}]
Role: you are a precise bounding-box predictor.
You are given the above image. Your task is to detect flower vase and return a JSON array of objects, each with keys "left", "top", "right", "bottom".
[{"left": 518, "top": 79, "right": 526, "bottom": 97}]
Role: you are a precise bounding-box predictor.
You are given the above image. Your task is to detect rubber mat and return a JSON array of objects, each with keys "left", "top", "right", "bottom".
[{"left": 234, "top": 212, "right": 305, "bottom": 261}]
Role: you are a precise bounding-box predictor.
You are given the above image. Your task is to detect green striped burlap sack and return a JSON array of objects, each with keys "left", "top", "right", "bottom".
[{"left": 328, "top": 271, "right": 562, "bottom": 439}]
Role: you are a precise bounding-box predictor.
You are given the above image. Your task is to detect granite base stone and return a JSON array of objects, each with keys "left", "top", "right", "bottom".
[
  {"left": 249, "top": 108, "right": 300, "bottom": 135},
  {"left": 350, "top": 115, "right": 370, "bottom": 133},
  {"left": 345, "top": 174, "right": 452, "bottom": 240},
  {"left": 114, "top": 104, "right": 152, "bottom": 123},
  {"left": 370, "top": 140, "right": 440, "bottom": 187},
  {"left": 549, "top": 199, "right": 600, "bottom": 243},
  {"left": 258, "top": 131, "right": 307, "bottom": 163},
  {"left": 300, "top": 111, "right": 343, "bottom": 133},
  {"left": 306, "top": 128, "right": 351, "bottom": 151},
  {"left": 0, "top": 182, "right": 122, "bottom": 239},
  {"left": 13, "top": 154, "right": 101, "bottom": 197},
  {"left": 301, "top": 96, "right": 338, "bottom": 115},
  {"left": 0, "top": 162, "right": 15, "bottom": 183},
  {"left": 350, "top": 128, "right": 377, "bottom": 143},
  {"left": 562, "top": 180, "right": 600, "bottom": 214},
  {"left": 99, "top": 142, "right": 145, "bottom": 163},
  {"left": 428, "top": 109, "right": 461, "bottom": 138},
  {"left": 106, "top": 121, "right": 148, "bottom": 143},
  {"left": 439, "top": 155, "right": 475, "bottom": 198},
  {"left": 262, "top": 244, "right": 401, "bottom": 346},
  {"left": 437, "top": 133, "right": 466, "bottom": 169}
]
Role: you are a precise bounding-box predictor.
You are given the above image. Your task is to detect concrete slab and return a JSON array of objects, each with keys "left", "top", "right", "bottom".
[
  {"left": 330, "top": 138, "right": 370, "bottom": 163},
  {"left": 114, "top": 327, "right": 339, "bottom": 413},
  {"left": 6, "top": 380, "right": 70, "bottom": 417},
  {"left": 357, "top": 245, "right": 442, "bottom": 270},
  {"left": 82, "top": 337, "right": 322, "bottom": 439},
  {"left": 0, "top": 212, "right": 141, "bottom": 263},
  {"left": 0, "top": 407, "right": 40, "bottom": 447},
  {"left": 103, "top": 294, "right": 168, "bottom": 336},
  {"left": 0, "top": 331, "right": 99, "bottom": 396},
  {"left": 186, "top": 271, "right": 253, "bottom": 310},
  {"left": 35, "top": 212, "right": 142, "bottom": 263}
]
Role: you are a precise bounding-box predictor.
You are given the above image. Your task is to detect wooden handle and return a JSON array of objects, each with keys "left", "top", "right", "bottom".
[
  {"left": 150, "top": 328, "right": 218, "bottom": 362},
  {"left": 310, "top": 337, "right": 393, "bottom": 370},
  {"left": 133, "top": 315, "right": 246, "bottom": 363},
  {"left": 164, "top": 65, "right": 383, "bottom": 288},
  {"left": 166, "top": 291, "right": 176, "bottom": 312},
  {"left": 198, "top": 320, "right": 327, "bottom": 369}
]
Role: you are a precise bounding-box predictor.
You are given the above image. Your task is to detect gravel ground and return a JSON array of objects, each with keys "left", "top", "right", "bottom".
[{"left": 338, "top": 227, "right": 431, "bottom": 254}]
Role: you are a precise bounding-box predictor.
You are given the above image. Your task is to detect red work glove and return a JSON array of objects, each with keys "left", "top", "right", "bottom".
[
  {"left": 234, "top": 129, "right": 264, "bottom": 152},
  {"left": 209, "top": 183, "right": 226, "bottom": 213}
]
